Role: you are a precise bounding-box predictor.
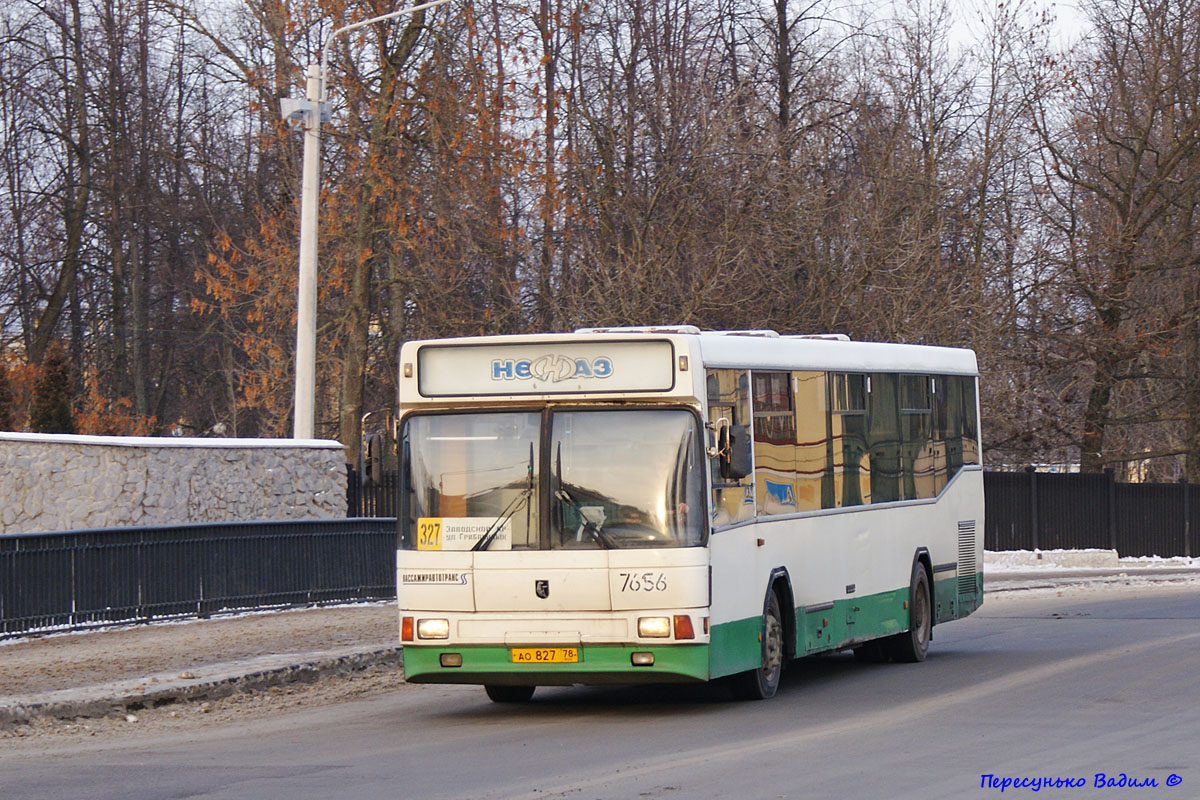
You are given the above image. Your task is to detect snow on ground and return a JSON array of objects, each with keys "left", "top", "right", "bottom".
[
  {"left": 984, "top": 549, "right": 1200, "bottom": 593},
  {"left": 985, "top": 549, "right": 1199, "bottom": 572}
]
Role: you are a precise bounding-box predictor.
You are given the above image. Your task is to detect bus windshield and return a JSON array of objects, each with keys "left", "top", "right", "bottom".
[{"left": 401, "top": 408, "right": 704, "bottom": 550}]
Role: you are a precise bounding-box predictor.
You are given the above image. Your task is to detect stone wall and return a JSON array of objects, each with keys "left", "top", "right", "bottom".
[{"left": 0, "top": 433, "right": 347, "bottom": 534}]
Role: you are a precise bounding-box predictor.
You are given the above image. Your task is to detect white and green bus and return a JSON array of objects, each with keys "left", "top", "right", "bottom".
[{"left": 395, "top": 326, "right": 983, "bottom": 701}]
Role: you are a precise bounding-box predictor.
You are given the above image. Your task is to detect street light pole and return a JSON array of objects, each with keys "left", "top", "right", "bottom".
[
  {"left": 283, "top": 0, "right": 451, "bottom": 440},
  {"left": 292, "top": 64, "right": 323, "bottom": 440}
]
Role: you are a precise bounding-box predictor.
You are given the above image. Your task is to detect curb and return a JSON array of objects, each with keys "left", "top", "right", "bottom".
[
  {"left": 984, "top": 567, "right": 1200, "bottom": 592},
  {"left": 0, "top": 646, "right": 403, "bottom": 729}
]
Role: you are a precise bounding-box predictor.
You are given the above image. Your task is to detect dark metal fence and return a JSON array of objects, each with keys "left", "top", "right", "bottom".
[
  {"left": 4, "top": 470, "right": 1193, "bottom": 638},
  {"left": 0, "top": 518, "right": 396, "bottom": 638},
  {"left": 347, "top": 466, "right": 398, "bottom": 517},
  {"left": 984, "top": 470, "right": 1196, "bottom": 557},
  {"left": 348, "top": 466, "right": 1195, "bottom": 557}
]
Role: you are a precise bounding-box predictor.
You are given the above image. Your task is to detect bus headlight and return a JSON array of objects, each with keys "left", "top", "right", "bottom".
[
  {"left": 417, "top": 618, "right": 450, "bottom": 639},
  {"left": 637, "top": 616, "right": 671, "bottom": 638}
]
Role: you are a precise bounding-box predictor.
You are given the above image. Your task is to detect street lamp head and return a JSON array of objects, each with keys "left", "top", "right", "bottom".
[
  {"left": 280, "top": 98, "right": 309, "bottom": 128},
  {"left": 290, "top": 0, "right": 453, "bottom": 440}
]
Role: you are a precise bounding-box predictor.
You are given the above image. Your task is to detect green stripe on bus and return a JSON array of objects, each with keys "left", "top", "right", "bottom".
[
  {"left": 707, "top": 572, "right": 984, "bottom": 679},
  {"left": 403, "top": 643, "right": 710, "bottom": 685},
  {"left": 796, "top": 586, "right": 907, "bottom": 659},
  {"left": 708, "top": 586, "right": 908, "bottom": 679},
  {"left": 404, "top": 572, "right": 984, "bottom": 686},
  {"left": 940, "top": 571, "right": 984, "bottom": 617},
  {"left": 708, "top": 615, "right": 763, "bottom": 678}
]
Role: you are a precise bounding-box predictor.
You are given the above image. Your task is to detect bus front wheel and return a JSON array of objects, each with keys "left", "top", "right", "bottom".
[
  {"left": 485, "top": 684, "right": 535, "bottom": 703},
  {"left": 887, "top": 562, "right": 931, "bottom": 663},
  {"left": 730, "top": 591, "right": 784, "bottom": 700}
]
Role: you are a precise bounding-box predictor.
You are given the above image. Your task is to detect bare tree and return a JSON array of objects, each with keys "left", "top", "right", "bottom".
[{"left": 1029, "top": 0, "right": 1200, "bottom": 474}]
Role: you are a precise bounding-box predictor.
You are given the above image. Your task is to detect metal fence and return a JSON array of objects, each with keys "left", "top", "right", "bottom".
[
  {"left": 984, "top": 470, "right": 1195, "bottom": 557},
  {"left": 1, "top": 518, "right": 396, "bottom": 638},
  {"left": 347, "top": 466, "right": 398, "bottom": 518},
  {"left": 348, "top": 467, "right": 1195, "bottom": 557},
  {"left": 4, "top": 470, "right": 1194, "bottom": 638}
]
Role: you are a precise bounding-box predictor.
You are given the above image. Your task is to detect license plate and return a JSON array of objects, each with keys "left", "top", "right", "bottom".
[{"left": 510, "top": 647, "right": 579, "bottom": 664}]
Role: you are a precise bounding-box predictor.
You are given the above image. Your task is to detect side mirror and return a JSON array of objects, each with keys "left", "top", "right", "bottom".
[
  {"left": 365, "top": 432, "right": 386, "bottom": 487},
  {"left": 712, "top": 419, "right": 752, "bottom": 480},
  {"left": 723, "top": 424, "right": 752, "bottom": 480}
]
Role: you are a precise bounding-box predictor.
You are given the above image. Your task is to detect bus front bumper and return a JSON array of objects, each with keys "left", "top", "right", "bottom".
[{"left": 401, "top": 643, "right": 710, "bottom": 685}]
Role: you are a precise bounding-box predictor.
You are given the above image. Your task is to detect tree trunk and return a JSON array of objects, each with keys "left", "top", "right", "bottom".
[
  {"left": 29, "top": 0, "right": 90, "bottom": 365},
  {"left": 339, "top": 13, "right": 426, "bottom": 465},
  {"left": 1080, "top": 345, "right": 1120, "bottom": 473}
]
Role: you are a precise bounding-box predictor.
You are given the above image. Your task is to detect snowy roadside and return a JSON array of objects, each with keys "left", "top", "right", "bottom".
[
  {"left": 984, "top": 548, "right": 1200, "bottom": 591},
  {"left": 0, "top": 603, "right": 400, "bottom": 731}
]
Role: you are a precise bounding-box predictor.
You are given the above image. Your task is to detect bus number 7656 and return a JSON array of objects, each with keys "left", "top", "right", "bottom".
[{"left": 619, "top": 572, "right": 667, "bottom": 592}]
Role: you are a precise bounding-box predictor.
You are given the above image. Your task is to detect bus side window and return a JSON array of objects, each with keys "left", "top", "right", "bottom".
[
  {"left": 753, "top": 371, "right": 796, "bottom": 516},
  {"left": 707, "top": 369, "right": 754, "bottom": 525},
  {"left": 793, "top": 371, "right": 832, "bottom": 512},
  {"left": 943, "top": 376, "right": 965, "bottom": 479},
  {"left": 750, "top": 371, "right": 831, "bottom": 515},
  {"left": 929, "top": 376, "right": 949, "bottom": 496},
  {"left": 960, "top": 377, "right": 981, "bottom": 466},
  {"left": 830, "top": 373, "right": 869, "bottom": 507},
  {"left": 934, "top": 375, "right": 981, "bottom": 485},
  {"left": 900, "top": 375, "right": 934, "bottom": 500},
  {"left": 868, "top": 373, "right": 902, "bottom": 504}
]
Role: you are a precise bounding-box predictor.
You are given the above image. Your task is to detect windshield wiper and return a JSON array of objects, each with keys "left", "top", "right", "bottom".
[
  {"left": 473, "top": 443, "right": 534, "bottom": 552},
  {"left": 554, "top": 442, "right": 614, "bottom": 548},
  {"left": 471, "top": 487, "right": 531, "bottom": 551},
  {"left": 555, "top": 483, "right": 615, "bottom": 549}
]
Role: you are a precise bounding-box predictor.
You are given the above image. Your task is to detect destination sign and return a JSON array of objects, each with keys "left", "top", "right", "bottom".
[{"left": 417, "top": 339, "right": 676, "bottom": 396}]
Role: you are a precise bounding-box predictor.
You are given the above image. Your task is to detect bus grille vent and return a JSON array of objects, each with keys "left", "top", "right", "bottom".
[{"left": 957, "top": 520, "right": 977, "bottom": 596}]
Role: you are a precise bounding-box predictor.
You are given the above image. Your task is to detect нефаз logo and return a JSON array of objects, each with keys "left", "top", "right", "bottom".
[{"left": 492, "top": 354, "right": 614, "bottom": 382}]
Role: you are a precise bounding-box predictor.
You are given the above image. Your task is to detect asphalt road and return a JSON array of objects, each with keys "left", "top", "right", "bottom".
[{"left": 3, "top": 583, "right": 1199, "bottom": 800}]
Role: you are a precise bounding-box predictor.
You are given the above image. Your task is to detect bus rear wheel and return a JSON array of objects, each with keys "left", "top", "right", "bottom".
[
  {"left": 731, "top": 591, "right": 784, "bottom": 700},
  {"left": 485, "top": 684, "right": 535, "bottom": 703},
  {"left": 887, "top": 562, "right": 931, "bottom": 663}
]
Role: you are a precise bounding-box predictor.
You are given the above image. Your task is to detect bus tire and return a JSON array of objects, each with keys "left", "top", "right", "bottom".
[
  {"left": 887, "top": 561, "right": 931, "bottom": 663},
  {"left": 730, "top": 591, "right": 784, "bottom": 700},
  {"left": 485, "top": 684, "right": 535, "bottom": 703}
]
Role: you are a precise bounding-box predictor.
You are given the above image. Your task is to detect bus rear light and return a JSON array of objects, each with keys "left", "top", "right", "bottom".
[
  {"left": 631, "top": 652, "right": 655, "bottom": 666},
  {"left": 637, "top": 617, "right": 671, "bottom": 638},
  {"left": 401, "top": 617, "right": 414, "bottom": 642},
  {"left": 417, "top": 618, "right": 450, "bottom": 639},
  {"left": 440, "top": 653, "right": 463, "bottom": 667},
  {"left": 703, "top": 617, "right": 710, "bottom": 634},
  {"left": 673, "top": 615, "right": 695, "bottom": 640}
]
